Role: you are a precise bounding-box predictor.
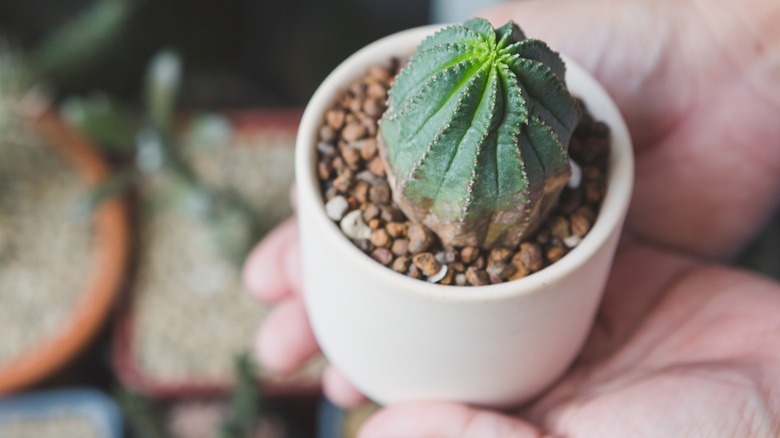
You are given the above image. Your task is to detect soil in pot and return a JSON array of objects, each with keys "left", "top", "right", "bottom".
[
  {"left": 0, "top": 125, "right": 95, "bottom": 365},
  {"left": 316, "top": 60, "right": 610, "bottom": 286},
  {"left": 126, "top": 116, "right": 324, "bottom": 391}
]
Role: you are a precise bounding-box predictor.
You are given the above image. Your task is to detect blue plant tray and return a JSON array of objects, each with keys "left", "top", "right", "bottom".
[{"left": 0, "top": 389, "right": 122, "bottom": 437}]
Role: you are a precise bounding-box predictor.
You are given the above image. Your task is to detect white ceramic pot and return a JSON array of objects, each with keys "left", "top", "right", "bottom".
[{"left": 296, "top": 24, "right": 634, "bottom": 407}]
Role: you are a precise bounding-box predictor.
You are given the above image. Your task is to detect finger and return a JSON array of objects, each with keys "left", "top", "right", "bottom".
[
  {"left": 243, "top": 217, "right": 300, "bottom": 302},
  {"left": 323, "top": 365, "right": 366, "bottom": 409},
  {"left": 359, "top": 402, "right": 543, "bottom": 438},
  {"left": 255, "top": 298, "right": 320, "bottom": 375}
]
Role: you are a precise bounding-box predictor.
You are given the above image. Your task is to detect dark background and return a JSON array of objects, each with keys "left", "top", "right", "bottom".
[{"left": 0, "top": 0, "right": 430, "bottom": 107}]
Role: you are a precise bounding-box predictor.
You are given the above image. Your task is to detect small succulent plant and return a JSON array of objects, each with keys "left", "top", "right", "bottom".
[{"left": 379, "top": 18, "right": 581, "bottom": 248}]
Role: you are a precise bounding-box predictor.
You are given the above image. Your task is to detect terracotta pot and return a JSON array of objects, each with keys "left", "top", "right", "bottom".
[
  {"left": 0, "top": 111, "right": 129, "bottom": 395},
  {"left": 296, "top": 25, "right": 634, "bottom": 407}
]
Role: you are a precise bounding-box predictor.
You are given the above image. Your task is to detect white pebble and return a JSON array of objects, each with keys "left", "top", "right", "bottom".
[
  {"left": 427, "top": 264, "right": 448, "bottom": 284},
  {"left": 568, "top": 158, "right": 582, "bottom": 189},
  {"left": 563, "top": 235, "right": 582, "bottom": 248},
  {"left": 340, "top": 209, "right": 372, "bottom": 240},
  {"left": 325, "top": 195, "right": 349, "bottom": 221}
]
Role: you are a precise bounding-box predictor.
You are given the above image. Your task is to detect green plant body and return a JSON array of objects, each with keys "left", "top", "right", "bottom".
[{"left": 379, "top": 18, "right": 581, "bottom": 249}]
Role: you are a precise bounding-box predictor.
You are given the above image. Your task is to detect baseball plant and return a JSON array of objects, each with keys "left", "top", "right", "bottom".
[{"left": 379, "top": 18, "right": 581, "bottom": 249}]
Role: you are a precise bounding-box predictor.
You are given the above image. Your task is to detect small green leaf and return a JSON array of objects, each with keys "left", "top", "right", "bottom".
[
  {"left": 145, "top": 50, "right": 182, "bottom": 133},
  {"left": 60, "top": 94, "right": 139, "bottom": 154},
  {"left": 217, "top": 353, "right": 262, "bottom": 438},
  {"left": 30, "top": 0, "right": 134, "bottom": 82}
]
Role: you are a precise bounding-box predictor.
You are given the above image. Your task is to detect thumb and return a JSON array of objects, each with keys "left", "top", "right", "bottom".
[{"left": 358, "top": 402, "right": 546, "bottom": 438}]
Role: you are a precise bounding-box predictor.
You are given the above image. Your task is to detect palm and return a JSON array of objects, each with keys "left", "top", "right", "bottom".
[
  {"left": 517, "top": 243, "right": 780, "bottom": 436},
  {"left": 243, "top": 0, "right": 780, "bottom": 435},
  {"left": 482, "top": 1, "right": 780, "bottom": 434}
]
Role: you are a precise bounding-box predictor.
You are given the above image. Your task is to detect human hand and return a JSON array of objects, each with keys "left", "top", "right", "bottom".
[{"left": 244, "top": 0, "right": 780, "bottom": 435}]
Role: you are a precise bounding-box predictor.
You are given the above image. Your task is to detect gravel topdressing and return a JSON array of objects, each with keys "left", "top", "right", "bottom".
[
  {"left": 0, "top": 127, "right": 95, "bottom": 366},
  {"left": 316, "top": 60, "right": 610, "bottom": 286}
]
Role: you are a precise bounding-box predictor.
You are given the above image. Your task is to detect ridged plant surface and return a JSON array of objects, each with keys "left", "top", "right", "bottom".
[{"left": 380, "top": 18, "right": 581, "bottom": 248}]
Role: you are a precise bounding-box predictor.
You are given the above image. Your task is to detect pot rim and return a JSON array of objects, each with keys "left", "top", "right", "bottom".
[{"left": 296, "top": 24, "right": 634, "bottom": 303}]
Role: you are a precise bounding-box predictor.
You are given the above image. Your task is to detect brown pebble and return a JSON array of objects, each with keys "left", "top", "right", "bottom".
[
  {"left": 332, "top": 168, "right": 353, "bottom": 193},
  {"left": 582, "top": 166, "right": 601, "bottom": 182},
  {"left": 319, "top": 125, "right": 337, "bottom": 142},
  {"left": 346, "top": 196, "right": 359, "bottom": 211},
  {"left": 570, "top": 212, "right": 591, "bottom": 237},
  {"left": 353, "top": 181, "right": 369, "bottom": 204},
  {"left": 357, "top": 112, "right": 377, "bottom": 136},
  {"left": 549, "top": 216, "right": 570, "bottom": 239},
  {"left": 408, "top": 223, "right": 434, "bottom": 254},
  {"left": 465, "top": 267, "right": 489, "bottom": 286},
  {"left": 342, "top": 123, "right": 367, "bottom": 142},
  {"left": 489, "top": 247, "right": 513, "bottom": 263},
  {"left": 585, "top": 183, "right": 603, "bottom": 203},
  {"left": 348, "top": 97, "right": 362, "bottom": 114},
  {"left": 326, "top": 109, "right": 346, "bottom": 129},
  {"left": 546, "top": 245, "right": 565, "bottom": 263},
  {"left": 536, "top": 228, "right": 551, "bottom": 245},
  {"left": 368, "top": 218, "right": 382, "bottom": 230},
  {"left": 575, "top": 206, "right": 596, "bottom": 222},
  {"left": 363, "top": 203, "right": 380, "bottom": 221},
  {"left": 367, "top": 65, "right": 391, "bottom": 83},
  {"left": 557, "top": 188, "right": 583, "bottom": 215},
  {"left": 460, "top": 246, "right": 480, "bottom": 264},
  {"left": 367, "top": 156, "right": 385, "bottom": 176},
  {"left": 508, "top": 266, "right": 530, "bottom": 281},
  {"left": 443, "top": 248, "right": 458, "bottom": 264},
  {"left": 332, "top": 156, "right": 345, "bottom": 171},
  {"left": 408, "top": 264, "right": 423, "bottom": 279},
  {"left": 473, "top": 255, "right": 486, "bottom": 270},
  {"left": 366, "top": 82, "right": 388, "bottom": 100},
  {"left": 451, "top": 262, "right": 466, "bottom": 273},
  {"left": 386, "top": 222, "right": 408, "bottom": 238},
  {"left": 412, "top": 252, "right": 441, "bottom": 277},
  {"left": 358, "top": 240, "right": 373, "bottom": 252},
  {"left": 324, "top": 186, "right": 338, "bottom": 201},
  {"left": 364, "top": 98, "right": 385, "bottom": 117},
  {"left": 513, "top": 243, "right": 543, "bottom": 271},
  {"left": 360, "top": 138, "right": 378, "bottom": 161},
  {"left": 439, "top": 267, "right": 455, "bottom": 285},
  {"left": 391, "top": 238, "right": 409, "bottom": 256},
  {"left": 350, "top": 82, "right": 366, "bottom": 98},
  {"left": 487, "top": 259, "right": 516, "bottom": 280},
  {"left": 369, "top": 181, "right": 391, "bottom": 204},
  {"left": 317, "top": 161, "right": 332, "bottom": 181},
  {"left": 317, "top": 142, "right": 336, "bottom": 156},
  {"left": 380, "top": 206, "right": 402, "bottom": 223},
  {"left": 370, "top": 229, "right": 390, "bottom": 248},
  {"left": 341, "top": 144, "right": 361, "bottom": 167},
  {"left": 371, "top": 248, "right": 394, "bottom": 266},
  {"left": 391, "top": 256, "right": 410, "bottom": 273}
]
